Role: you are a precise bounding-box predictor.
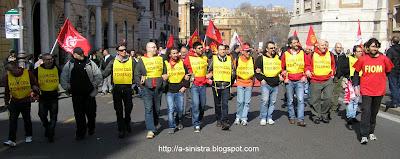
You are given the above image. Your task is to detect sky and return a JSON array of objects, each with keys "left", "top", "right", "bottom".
[{"left": 203, "top": 0, "right": 293, "bottom": 10}]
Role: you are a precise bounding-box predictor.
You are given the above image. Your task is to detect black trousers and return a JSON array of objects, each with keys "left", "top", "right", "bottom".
[
  {"left": 360, "top": 96, "right": 383, "bottom": 137},
  {"left": 38, "top": 99, "right": 59, "bottom": 137},
  {"left": 72, "top": 95, "right": 97, "bottom": 137},
  {"left": 8, "top": 101, "right": 32, "bottom": 142},
  {"left": 212, "top": 88, "right": 230, "bottom": 123},
  {"left": 112, "top": 85, "right": 133, "bottom": 132}
]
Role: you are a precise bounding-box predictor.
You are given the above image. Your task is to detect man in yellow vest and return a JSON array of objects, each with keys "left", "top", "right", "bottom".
[
  {"left": 255, "top": 41, "right": 284, "bottom": 126},
  {"left": 281, "top": 36, "right": 309, "bottom": 127},
  {"left": 183, "top": 42, "right": 209, "bottom": 133},
  {"left": 3, "top": 60, "right": 39, "bottom": 147},
  {"left": 234, "top": 43, "right": 255, "bottom": 126},
  {"left": 207, "top": 44, "right": 236, "bottom": 131},
  {"left": 103, "top": 45, "right": 135, "bottom": 138},
  {"left": 164, "top": 48, "right": 190, "bottom": 134},
  {"left": 135, "top": 42, "right": 167, "bottom": 139},
  {"left": 34, "top": 53, "right": 60, "bottom": 142},
  {"left": 306, "top": 40, "right": 336, "bottom": 124}
]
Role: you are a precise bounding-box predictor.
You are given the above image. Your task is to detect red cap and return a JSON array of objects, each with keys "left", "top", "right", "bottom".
[{"left": 241, "top": 44, "right": 251, "bottom": 51}]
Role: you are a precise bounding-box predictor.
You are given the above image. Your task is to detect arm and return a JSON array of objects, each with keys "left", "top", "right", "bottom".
[
  {"left": 134, "top": 59, "right": 145, "bottom": 85},
  {"left": 102, "top": 60, "right": 114, "bottom": 78},
  {"left": 91, "top": 61, "right": 103, "bottom": 88},
  {"left": 28, "top": 71, "right": 40, "bottom": 95},
  {"left": 60, "top": 62, "right": 71, "bottom": 91},
  {"left": 4, "top": 74, "right": 10, "bottom": 105}
]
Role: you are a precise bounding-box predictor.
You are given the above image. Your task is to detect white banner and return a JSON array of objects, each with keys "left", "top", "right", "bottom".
[{"left": 5, "top": 9, "right": 20, "bottom": 39}]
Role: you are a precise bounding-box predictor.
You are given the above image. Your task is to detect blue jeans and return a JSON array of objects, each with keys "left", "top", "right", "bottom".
[
  {"left": 191, "top": 85, "right": 206, "bottom": 127},
  {"left": 346, "top": 97, "right": 359, "bottom": 119},
  {"left": 285, "top": 80, "right": 305, "bottom": 121},
  {"left": 260, "top": 84, "right": 278, "bottom": 120},
  {"left": 236, "top": 86, "right": 252, "bottom": 121},
  {"left": 142, "top": 87, "right": 162, "bottom": 132},
  {"left": 166, "top": 92, "right": 184, "bottom": 128},
  {"left": 388, "top": 73, "right": 400, "bottom": 105}
]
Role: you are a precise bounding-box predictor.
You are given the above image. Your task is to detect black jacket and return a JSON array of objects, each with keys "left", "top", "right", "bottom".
[
  {"left": 387, "top": 44, "right": 400, "bottom": 74},
  {"left": 254, "top": 55, "right": 280, "bottom": 87}
]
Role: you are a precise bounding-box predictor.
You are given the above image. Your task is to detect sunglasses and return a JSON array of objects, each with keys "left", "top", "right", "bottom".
[
  {"left": 118, "top": 49, "right": 126, "bottom": 52},
  {"left": 196, "top": 47, "right": 203, "bottom": 50}
]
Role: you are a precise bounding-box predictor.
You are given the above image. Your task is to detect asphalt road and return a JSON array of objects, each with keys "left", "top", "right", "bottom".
[{"left": 0, "top": 86, "right": 399, "bottom": 159}]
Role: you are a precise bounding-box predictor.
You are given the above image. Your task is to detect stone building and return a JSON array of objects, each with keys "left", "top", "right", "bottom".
[{"left": 178, "top": 0, "right": 203, "bottom": 44}]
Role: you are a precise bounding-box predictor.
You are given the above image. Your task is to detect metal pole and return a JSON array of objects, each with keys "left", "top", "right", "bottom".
[{"left": 18, "top": 0, "right": 25, "bottom": 54}]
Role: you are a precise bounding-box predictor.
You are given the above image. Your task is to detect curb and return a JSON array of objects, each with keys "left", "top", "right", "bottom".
[{"left": 380, "top": 104, "right": 400, "bottom": 116}]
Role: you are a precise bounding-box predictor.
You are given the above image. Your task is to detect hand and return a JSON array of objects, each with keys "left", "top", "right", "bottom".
[
  {"left": 284, "top": 78, "right": 289, "bottom": 84},
  {"left": 141, "top": 76, "right": 145, "bottom": 84},
  {"left": 301, "top": 76, "right": 307, "bottom": 82},
  {"left": 162, "top": 74, "right": 168, "bottom": 81},
  {"left": 261, "top": 80, "right": 267, "bottom": 85},
  {"left": 179, "top": 87, "right": 186, "bottom": 93},
  {"left": 305, "top": 70, "right": 312, "bottom": 78},
  {"left": 256, "top": 68, "right": 262, "bottom": 74},
  {"left": 281, "top": 70, "right": 287, "bottom": 76},
  {"left": 279, "top": 75, "right": 284, "bottom": 81},
  {"left": 355, "top": 86, "right": 361, "bottom": 97},
  {"left": 206, "top": 73, "right": 213, "bottom": 79}
]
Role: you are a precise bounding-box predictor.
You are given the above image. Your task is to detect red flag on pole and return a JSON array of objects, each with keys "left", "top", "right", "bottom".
[
  {"left": 166, "top": 34, "right": 174, "bottom": 49},
  {"left": 188, "top": 29, "right": 201, "bottom": 48},
  {"left": 305, "top": 25, "right": 318, "bottom": 47},
  {"left": 56, "top": 19, "right": 91, "bottom": 56},
  {"left": 356, "top": 19, "right": 363, "bottom": 47},
  {"left": 205, "top": 20, "right": 222, "bottom": 44},
  {"left": 293, "top": 30, "right": 298, "bottom": 37}
]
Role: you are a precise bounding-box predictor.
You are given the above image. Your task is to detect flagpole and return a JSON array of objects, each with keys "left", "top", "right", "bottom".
[{"left": 50, "top": 39, "right": 58, "bottom": 55}]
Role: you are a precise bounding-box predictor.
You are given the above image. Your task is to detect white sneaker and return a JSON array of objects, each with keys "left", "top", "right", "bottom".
[
  {"left": 260, "top": 119, "right": 267, "bottom": 126},
  {"left": 369, "top": 134, "right": 377, "bottom": 141},
  {"left": 234, "top": 118, "right": 240, "bottom": 125},
  {"left": 194, "top": 126, "right": 200, "bottom": 133},
  {"left": 146, "top": 131, "right": 154, "bottom": 139},
  {"left": 25, "top": 136, "right": 32, "bottom": 143},
  {"left": 241, "top": 120, "right": 248, "bottom": 126},
  {"left": 3, "top": 140, "right": 16, "bottom": 147},
  {"left": 267, "top": 119, "right": 275, "bottom": 125},
  {"left": 360, "top": 137, "right": 368, "bottom": 144}
]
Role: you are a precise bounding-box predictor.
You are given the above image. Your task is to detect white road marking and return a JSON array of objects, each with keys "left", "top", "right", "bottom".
[{"left": 378, "top": 111, "right": 400, "bottom": 123}]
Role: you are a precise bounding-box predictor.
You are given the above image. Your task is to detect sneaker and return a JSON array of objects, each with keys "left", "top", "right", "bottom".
[
  {"left": 177, "top": 124, "right": 184, "bottom": 130},
  {"left": 221, "top": 122, "right": 230, "bottom": 131},
  {"left": 360, "top": 137, "right": 368, "bottom": 144},
  {"left": 146, "top": 131, "right": 155, "bottom": 139},
  {"left": 369, "top": 134, "right": 377, "bottom": 141},
  {"left": 260, "top": 119, "right": 267, "bottom": 126},
  {"left": 194, "top": 126, "right": 200, "bottom": 133},
  {"left": 267, "top": 119, "right": 275, "bottom": 125},
  {"left": 216, "top": 121, "right": 222, "bottom": 127},
  {"left": 168, "top": 128, "right": 175, "bottom": 134},
  {"left": 3, "top": 140, "right": 16, "bottom": 147},
  {"left": 234, "top": 118, "right": 240, "bottom": 125},
  {"left": 241, "top": 120, "right": 248, "bottom": 126},
  {"left": 25, "top": 136, "right": 32, "bottom": 143}
]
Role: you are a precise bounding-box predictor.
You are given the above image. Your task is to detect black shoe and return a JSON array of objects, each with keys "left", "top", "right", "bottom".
[
  {"left": 313, "top": 117, "right": 321, "bottom": 124},
  {"left": 126, "top": 124, "right": 132, "bottom": 133},
  {"left": 216, "top": 121, "right": 222, "bottom": 127},
  {"left": 44, "top": 128, "right": 50, "bottom": 138},
  {"left": 118, "top": 131, "right": 125, "bottom": 139},
  {"left": 346, "top": 118, "right": 353, "bottom": 125},
  {"left": 321, "top": 117, "right": 330, "bottom": 123},
  {"left": 88, "top": 129, "right": 95, "bottom": 136},
  {"left": 352, "top": 118, "right": 359, "bottom": 123},
  {"left": 75, "top": 135, "right": 85, "bottom": 141},
  {"left": 221, "top": 122, "right": 230, "bottom": 131},
  {"left": 48, "top": 136, "right": 54, "bottom": 143}
]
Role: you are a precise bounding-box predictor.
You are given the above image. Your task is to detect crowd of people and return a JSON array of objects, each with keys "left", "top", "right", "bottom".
[{"left": 3, "top": 35, "right": 399, "bottom": 147}]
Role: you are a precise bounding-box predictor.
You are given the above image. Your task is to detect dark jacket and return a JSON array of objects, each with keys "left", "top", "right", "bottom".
[
  {"left": 100, "top": 54, "right": 115, "bottom": 70},
  {"left": 387, "top": 44, "right": 400, "bottom": 74},
  {"left": 334, "top": 54, "right": 350, "bottom": 79},
  {"left": 254, "top": 54, "right": 280, "bottom": 87},
  {"left": 102, "top": 55, "right": 135, "bottom": 86},
  {"left": 134, "top": 54, "right": 167, "bottom": 90},
  {"left": 4, "top": 68, "right": 39, "bottom": 104}
]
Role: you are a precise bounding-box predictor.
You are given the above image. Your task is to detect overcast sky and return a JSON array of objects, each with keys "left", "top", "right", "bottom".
[{"left": 203, "top": 0, "right": 293, "bottom": 9}]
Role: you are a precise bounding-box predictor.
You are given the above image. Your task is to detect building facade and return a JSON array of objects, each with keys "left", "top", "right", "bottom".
[
  {"left": 290, "top": 0, "right": 388, "bottom": 50},
  {"left": 178, "top": 0, "right": 203, "bottom": 44}
]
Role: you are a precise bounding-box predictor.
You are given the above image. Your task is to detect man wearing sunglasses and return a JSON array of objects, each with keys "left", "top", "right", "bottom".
[{"left": 103, "top": 45, "right": 136, "bottom": 138}]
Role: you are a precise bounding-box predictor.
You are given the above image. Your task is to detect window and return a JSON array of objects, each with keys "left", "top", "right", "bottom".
[
  {"left": 150, "top": 21, "right": 152, "bottom": 29},
  {"left": 150, "top": 0, "right": 154, "bottom": 11}
]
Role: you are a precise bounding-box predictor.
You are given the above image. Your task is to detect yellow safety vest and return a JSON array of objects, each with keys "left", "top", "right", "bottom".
[
  {"left": 38, "top": 66, "right": 59, "bottom": 91},
  {"left": 236, "top": 57, "right": 254, "bottom": 80},
  {"left": 349, "top": 55, "right": 362, "bottom": 77},
  {"left": 213, "top": 55, "right": 232, "bottom": 82},
  {"left": 313, "top": 51, "right": 332, "bottom": 76},
  {"left": 189, "top": 56, "right": 208, "bottom": 77},
  {"left": 263, "top": 56, "right": 282, "bottom": 77},
  {"left": 165, "top": 60, "right": 186, "bottom": 83},
  {"left": 142, "top": 56, "right": 163, "bottom": 78},
  {"left": 113, "top": 57, "right": 133, "bottom": 84},
  {"left": 8, "top": 69, "right": 31, "bottom": 99},
  {"left": 285, "top": 51, "right": 305, "bottom": 74}
]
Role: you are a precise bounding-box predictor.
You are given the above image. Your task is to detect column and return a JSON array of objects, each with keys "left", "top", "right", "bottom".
[
  {"left": 95, "top": 5, "right": 103, "bottom": 50},
  {"left": 40, "top": 0, "right": 50, "bottom": 53},
  {"left": 108, "top": 5, "right": 115, "bottom": 48},
  {"left": 300, "top": 0, "right": 305, "bottom": 14},
  {"left": 64, "top": 0, "right": 71, "bottom": 19}
]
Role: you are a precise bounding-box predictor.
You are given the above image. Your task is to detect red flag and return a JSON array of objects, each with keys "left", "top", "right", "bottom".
[
  {"left": 188, "top": 29, "right": 201, "bottom": 48},
  {"left": 166, "top": 34, "right": 174, "bottom": 49},
  {"left": 305, "top": 25, "right": 318, "bottom": 47},
  {"left": 206, "top": 20, "right": 222, "bottom": 44},
  {"left": 356, "top": 19, "right": 363, "bottom": 47},
  {"left": 209, "top": 41, "right": 218, "bottom": 53},
  {"left": 57, "top": 19, "right": 91, "bottom": 56},
  {"left": 293, "top": 30, "right": 298, "bottom": 37}
]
